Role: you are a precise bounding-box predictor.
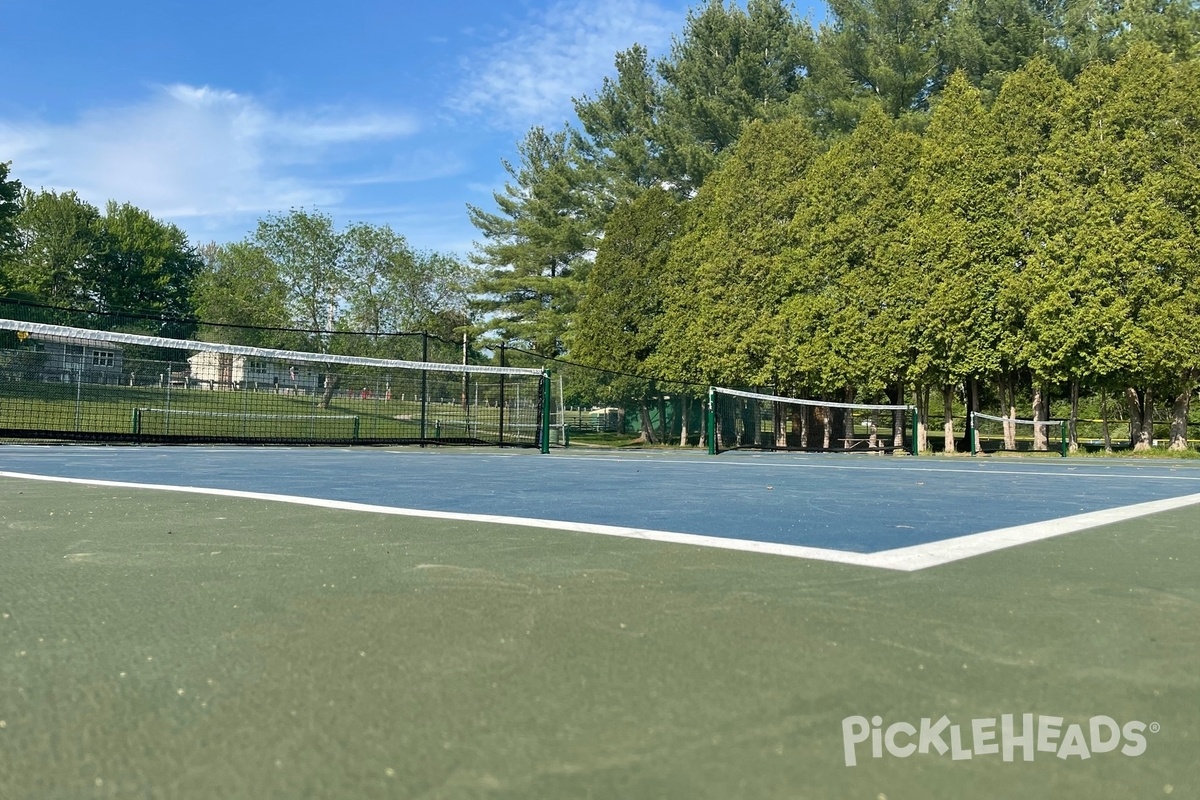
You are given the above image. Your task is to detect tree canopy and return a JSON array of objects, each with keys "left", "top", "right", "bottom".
[{"left": 470, "top": 0, "right": 1200, "bottom": 451}]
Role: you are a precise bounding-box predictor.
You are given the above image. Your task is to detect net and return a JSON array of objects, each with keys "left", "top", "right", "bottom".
[
  {"left": 969, "top": 411, "right": 1067, "bottom": 456},
  {"left": 0, "top": 320, "right": 549, "bottom": 448},
  {"left": 707, "top": 387, "right": 916, "bottom": 455}
]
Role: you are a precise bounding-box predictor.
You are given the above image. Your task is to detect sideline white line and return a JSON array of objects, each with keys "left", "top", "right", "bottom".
[
  {"left": 4, "top": 470, "right": 1199, "bottom": 572},
  {"left": 532, "top": 454, "right": 1200, "bottom": 481},
  {"left": 0, "top": 470, "right": 883, "bottom": 568}
]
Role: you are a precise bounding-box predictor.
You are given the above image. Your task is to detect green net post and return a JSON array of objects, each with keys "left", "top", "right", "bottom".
[
  {"left": 707, "top": 387, "right": 717, "bottom": 455},
  {"left": 540, "top": 370, "right": 551, "bottom": 454},
  {"left": 132, "top": 407, "right": 141, "bottom": 436},
  {"left": 910, "top": 406, "right": 919, "bottom": 456},
  {"left": 352, "top": 415, "right": 360, "bottom": 441},
  {"left": 419, "top": 333, "right": 429, "bottom": 445},
  {"left": 969, "top": 411, "right": 976, "bottom": 456},
  {"left": 498, "top": 343, "right": 506, "bottom": 446},
  {"left": 1061, "top": 419, "right": 1068, "bottom": 457}
]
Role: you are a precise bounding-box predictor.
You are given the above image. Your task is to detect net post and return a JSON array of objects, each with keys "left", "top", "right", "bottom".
[
  {"left": 419, "top": 332, "right": 429, "bottom": 445},
  {"left": 910, "top": 406, "right": 919, "bottom": 456},
  {"left": 707, "top": 387, "right": 717, "bottom": 455},
  {"left": 498, "top": 343, "right": 506, "bottom": 446},
  {"left": 353, "top": 415, "right": 360, "bottom": 441},
  {"left": 132, "top": 407, "right": 141, "bottom": 436},
  {"left": 969, "top": 411, "right": 976, "bottom": 456},
  {"left": 540, "top": 370, "right": 551, "bottom": 454}
]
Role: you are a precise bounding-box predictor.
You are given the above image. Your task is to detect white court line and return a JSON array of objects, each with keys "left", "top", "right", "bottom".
[
  {"left": 3, "top": 470, "right": 1199, "bottom": 572},
  {"left": 526, "top": 454, "right": 1200, "bottom": 481}
]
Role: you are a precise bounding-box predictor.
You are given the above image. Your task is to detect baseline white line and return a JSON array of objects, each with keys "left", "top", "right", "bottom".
[
  {"left": 868, "top": 492, "right": 1200, "bottom": 570},
  {"left": 5, "top": 471, "right": 1199, "bottom": 573}
]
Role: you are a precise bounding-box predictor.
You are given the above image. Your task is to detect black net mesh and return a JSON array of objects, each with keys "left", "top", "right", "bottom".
[
  {"left": 0, "top": 306, "right": 545, "bottom": 447},
  {"left": 710, "top": 388, "right": 914, "bottom": 454}
]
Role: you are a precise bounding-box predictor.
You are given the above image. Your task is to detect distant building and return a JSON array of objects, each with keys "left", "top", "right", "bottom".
[
  {"left": 32, "top": 337, "right": 124, "bottom": 385},
  {"left": 186, "top": 352, "right": 320, "bottom": 392}
]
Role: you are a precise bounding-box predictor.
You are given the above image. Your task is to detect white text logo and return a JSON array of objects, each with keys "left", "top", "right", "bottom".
[{"left": 841, "top": 714, "right": 1156, "bottom": 767}]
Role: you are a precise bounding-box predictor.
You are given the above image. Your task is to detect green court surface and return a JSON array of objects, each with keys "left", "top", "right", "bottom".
[{"left": 1, "top": 475, "right": 1197, "bottom": 799}]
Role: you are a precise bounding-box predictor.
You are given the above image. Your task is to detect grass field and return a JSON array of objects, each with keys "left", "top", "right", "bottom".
[{"left": 1, "top": 472, "right": 1196, "bottom": 799}]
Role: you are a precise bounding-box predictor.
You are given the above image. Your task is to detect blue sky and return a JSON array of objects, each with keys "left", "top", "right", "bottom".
[{"left": 2, "top": 0, "right": 822, "bottom": 258}]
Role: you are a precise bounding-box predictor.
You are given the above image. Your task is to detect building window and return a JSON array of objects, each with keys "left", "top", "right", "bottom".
[{"left": 92, "top": 350, "right": 115, "bottom": 367}]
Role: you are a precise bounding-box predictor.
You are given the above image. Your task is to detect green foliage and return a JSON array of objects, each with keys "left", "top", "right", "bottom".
[
  {"left": 208, "top": 211, "right": 475, "bottom": 353},
  {"left": 815, "top": 0, "right": 951, "bottom": 120},
  {"left": 656, "top": 0, "right": 812, "bottom": 189},
  {"left": 468, "top": 127, "right": 598, "bottom": 356},
  {"left": 1024, "top": 45, "right": 1200, "bottom": 395},
  {"left": 192, "top": 242, "right": 296, "bottom": 348},
  {"left": 572, "top": 187, "right": 684, "bottom": 406},
  {"left": 10, "top": 190, "right": 200, "bottom": 332},
  {"left": 10, "top": 189, "right": 104, "bottom": 307},
  {"left": 575, "top": 45, "right": 669, "bottom": 205},
  {"left": 941, "top": 0, "right": 1072, "bottom": 98},
  {"left": 0, "top": 161, "right": 20, "bottom": 290},
  {"left": 477, "top": 0, "right": 1200, "bottom": 398},
  {"left": 904, "top": 73, "right": 1009, "bottom": 388},
  {"left": 657, "top": 117, "right": 822, "bottom": 386},
  {"left": 341, "top": 223, "right": 474, "bottom": 343},
  {"left": 630, "top": 45, "right": 1200, "bottom": 437},
  {"left": 780, "top": 104, "right": 920, "bottom": 398},
  {"left": 253, "top": 209, "right": 346, "bottom": 335},
  {"left": 98, "top": 201, "right": 202, "bottom": 325}
]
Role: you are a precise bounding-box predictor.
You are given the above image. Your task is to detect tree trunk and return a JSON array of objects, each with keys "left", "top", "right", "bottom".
[
  {"left": 774, "top": 402, "right": 787, "bottom": 448},
  {"left": 1032, "top": 383, "right": 1046, "bottom": 451},
  {"left": 913, "top": 384, "right": 930, "bottom": 454},
  {"left": 998, "top": 374, "right": 1015, "bottom": 450},
  {"left": 819, "top": 404, "right": 832, "bottom": 450},
  {"left": 1125, "top": 387, "right": 1153, "bottom": 452},
  {"left": 679, "top": 395, "right": 690, "bottom": 447},
  {"left": 1169, "top": 387, "right": 1192, "bottom": 451},
  {"left": 942, "top": 384, "right": 955, "bottom": 454},
  {"left": 319, "top": 374, "right": 339, "bottom": 409},
  {"left": 638, "top": 399, "right": 657, "bottom": 444},
  {"left": 794, "top": 406, "right": 807, "bottom": 448},
  {"left": 893, "top": 381, "right": 905, "bottom": 452}
]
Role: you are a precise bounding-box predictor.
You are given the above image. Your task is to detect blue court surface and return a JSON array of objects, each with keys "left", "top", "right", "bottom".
[{"left": 4, "top": 444, "right": 1200, "bottom": 564}]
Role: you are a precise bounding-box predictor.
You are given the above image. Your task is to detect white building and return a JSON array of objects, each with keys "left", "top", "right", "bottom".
[
  {"left": 186, "top": 352, "right": 320, "bottom": 392},
  {"left": 32, "top": 336, "right": 124, "bottom": 385}
]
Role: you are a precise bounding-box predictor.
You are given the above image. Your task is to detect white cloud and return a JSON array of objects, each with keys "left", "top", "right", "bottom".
[
  {"left": 448, "top": 0, "right": 683, "bottom": 129},
  {"left": 0, "top": 84, "right": 421, "bottom": 221}
]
